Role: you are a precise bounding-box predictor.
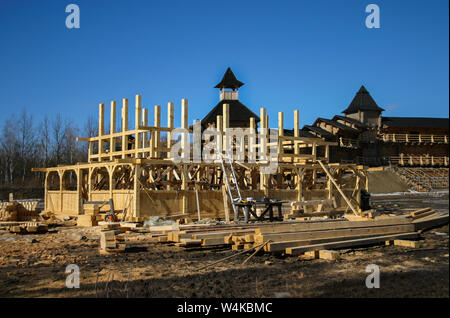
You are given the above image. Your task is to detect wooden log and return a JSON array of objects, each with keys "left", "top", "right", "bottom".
[{"left": 285, "top": 232, "right": 420, "bottom": 255}]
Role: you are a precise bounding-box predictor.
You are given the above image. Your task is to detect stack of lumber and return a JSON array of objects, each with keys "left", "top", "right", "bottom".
[
  {"left": 285, "top": 199, "right": 341, "bottom": 220},
  {"left": 0, "top": 201, "right": 40, "bottom": 221},
  {"left": 410, "top": 208, "right": 449, "bottom": 231},
  {"left": 77, "top": 214, "right": 99, "bottom": 227},
  {"left": 8, "top": 222, "right": 48, "bottom": 234},
  {"left": 99, "top": 228, "right": 127, "bottom": 255},
  {"left": 153, "top": 207, "right": 448, "bottom": 258}
]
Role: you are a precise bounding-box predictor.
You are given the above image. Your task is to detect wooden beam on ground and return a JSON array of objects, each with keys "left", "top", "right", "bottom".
[{"left": 285, "top": 232, "right": 420, "bottom": 255}]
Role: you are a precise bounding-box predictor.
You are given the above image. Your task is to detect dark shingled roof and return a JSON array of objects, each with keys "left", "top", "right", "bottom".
[
  {"left": 215, "top": 67, "right": 244, "bottom": 90},
  {"left": 313, "top": 118, "right": 360, "bottom": 133},
  {"left": 342, "top": 85, "right": 384, "bottom": 114},
  {"left": 201, "top": 99, "right": 260, "bottom": 126},
  {"left": 302, "top": 125, "right": 334, "bottom": 137},
  {"left": 382, "top": 117, "right": 449, "bottom": 129},
  {"left": 332, "top": 115, "right": 367, "bottom": 128},
  {"left": 283, "top": 128, "right": 320, "bottom": 139}
]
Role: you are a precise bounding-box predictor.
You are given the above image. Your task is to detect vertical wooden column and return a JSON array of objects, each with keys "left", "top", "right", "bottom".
[
  {"left": 259, "top": 107, "right": 267, "bottom": 192},
  {"left": 135, "top": 95, "right": 142, "bottom": 158},
  {"left": 222, "top": 103, "right": 230, "bottom": 157},
  {"left": 121, "top": 98, "right": 129, "bottom": 159},
  {"left": 58, "top": 171, "right": 63, "bottom": 213},
  {"left": 325, "top": 144, "right": 330, "bottom": 162},
  {"left": 181, "top": 99, "right": 188, "bottom": 215},
  {"left": 76, "top": 168, "right": 82, "bottom": 214},
  {"left": 167, "top": 102, "right": 174, "bottom": 159},
  {"left": 98, "top": 103, "right": 105, "bottom": 160},
  {"left": 110, "top": 101, "right": 116, "bottom": 160},
  {"left": 249, "top": 117, "right": 256, "bottom": 162},
  {"left": 278, "top": 112, "right": 284, "bottom": 160},
  {"left": 44, "top": 173, "right": 48, "bottom": 211},
  {"left": 294, "top": 110, "right": 300, "bottom": 161},
  {"left": 154, "top": 105, "right": 161, "bottom": 158},
  {"left": 296, "top": 168, "right": 304, "bottom": 201},
  {"left": 312, "top": 142, "right": 317, "bottom": 161},
  {"left": 133, "top": 164, "right": 141, "bottom": 219},
  {"left": 217, "top": 115, "right": 223, "bottom": 155},
  {"left": 141, "top": 108, "right": 148, "bottom": 156}
]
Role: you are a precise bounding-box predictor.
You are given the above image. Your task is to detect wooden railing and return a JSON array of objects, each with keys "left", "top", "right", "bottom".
[
  {"left": 381, "top": 133, "right": 448, "bottom": 144},
  {"left": 385, "top": 155, "right": 449, "bottom": 166}
]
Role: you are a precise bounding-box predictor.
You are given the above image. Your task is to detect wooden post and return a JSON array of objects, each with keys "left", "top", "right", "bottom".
[
  {"left": 133, "top": 165, "right": 141, "bottom": 219},
  {"left": 181, "top": 99, "right": 189, "bottom": 216},
  {"left": 195, "top": 188, "right": 201, "bottom": 221},
  {"left": 167, "top": 102, "right": 174, "bottom": 159},
  {"left": 135, "top": 95, "right": 142, "bottom": 158},
  {"left": 217, "top": 115, "right": 223, "bottom": 155},
  {"left": 154, "top": 105, "right": 161, "bottom": 158},
  {"left": 223, "top": 103, "right": 230, "bottom": 156},
  {"left": 76, "top": 168, "right": 82, "bottom": 214},
  {"left": 259, "top": 107, "right": 267, "bottom": 192},
  {"left": 222, "top": 185, "right": 230, "bottom": 223},
  {"left": 294, "top": 110, "right": 299, "bottom": 156},
  {"left": 98, "top": 103, "right": 105, "bottom": 159},
  {"left": 181, "top": 99, "right": 188, "bottom": 161},
  {"left": 121, "top": 98, "right": 128, "bottom": 159},
  {"left": 181, "top": 165, "right": 188, "bottom": 215},
  {"left": 249, "top": 117, "right": 256, "bottom": 162},
  {"left": 278, "top": 112, "right": 284, "bottom": 160},
  {"left": 110, "top": 101, "right": 116, "bottom": 160},
  {"left": 142, "top": 108, "right": 148, "bottom": 156}
]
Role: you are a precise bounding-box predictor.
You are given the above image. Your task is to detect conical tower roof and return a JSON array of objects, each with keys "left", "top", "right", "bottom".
[
  {"left": 342, "top": 85, "right": 384, "bottom": 114},
  {"left": 214, "top": 67, "right": 244, "bottom": 90}
]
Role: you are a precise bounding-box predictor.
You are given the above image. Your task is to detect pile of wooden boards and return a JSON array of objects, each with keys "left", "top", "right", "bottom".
[
  {"left": 98, "top": 222, "right": 143, "bottom": 254},
  {"left": 285, "top": 199, "right": 341, "bottom": 220},
  {"left": 0, "top": 201, "right": 40, "bottom": 221},
  {"left": 152, "top": 207, "right": 448, "bottom": 258},
  {"left": 8, "top": 222, "right": 48, "bottom": 234}
]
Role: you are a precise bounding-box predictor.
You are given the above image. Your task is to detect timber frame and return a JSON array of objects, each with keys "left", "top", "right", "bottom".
[{"left": 33, "top": 95, "right": 368, "bottom": 221}]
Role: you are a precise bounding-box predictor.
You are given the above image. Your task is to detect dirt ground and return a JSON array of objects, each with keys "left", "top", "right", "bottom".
[{"left": 0, "top": 192, "right": 448, "bottom": 298}]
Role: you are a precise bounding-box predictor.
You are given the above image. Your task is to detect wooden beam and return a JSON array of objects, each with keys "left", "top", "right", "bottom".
[
  {"left": 285, "top": 232, "right": 419, "bottom": 255},
  {"left": 317, "top": 160, "right": 359, "bottom": 216}
]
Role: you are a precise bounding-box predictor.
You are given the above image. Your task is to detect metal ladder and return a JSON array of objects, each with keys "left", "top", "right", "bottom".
[{"left": 218, "top": 152, "right": 242, "bottom": 218}]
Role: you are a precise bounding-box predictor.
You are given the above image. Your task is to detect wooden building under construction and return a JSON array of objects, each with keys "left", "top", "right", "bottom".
[{"left": 33, "top": 68, "right": 369, "bottom": 221}]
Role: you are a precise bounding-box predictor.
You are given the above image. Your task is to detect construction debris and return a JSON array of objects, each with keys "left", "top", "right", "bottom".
[{"left": 8, "top": 222, "right": 48, "bottom": 234}]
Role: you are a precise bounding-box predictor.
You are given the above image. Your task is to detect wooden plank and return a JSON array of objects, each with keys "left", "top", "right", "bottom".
[
  {"left": 255, "top": 216, "right": 411, "bottom": 235},
  {"left": 285, "top": 232, "right": 420, "bottom": 255},
  {"left": 319, "top": 250, "right": 340, "bottom": 260},
  {"left": 413, "top": 214, "right": 449, "bottom": 231},
  {"left": 265, "top": 234, "right": 379, "bottom": 252},
  {"left": 411, "top": 210, "right": 436, "bottom": 220},
  {"left": 257, "top": 224, "right": 414, "bottom": 245},
  {"left": 393, "top": 239, "right": 420, "bottom": 248}
]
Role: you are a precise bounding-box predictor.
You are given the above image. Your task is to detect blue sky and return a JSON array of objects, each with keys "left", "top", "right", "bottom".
[{"left": 0, "top": 0, "right": 448, "bottom": 132}]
